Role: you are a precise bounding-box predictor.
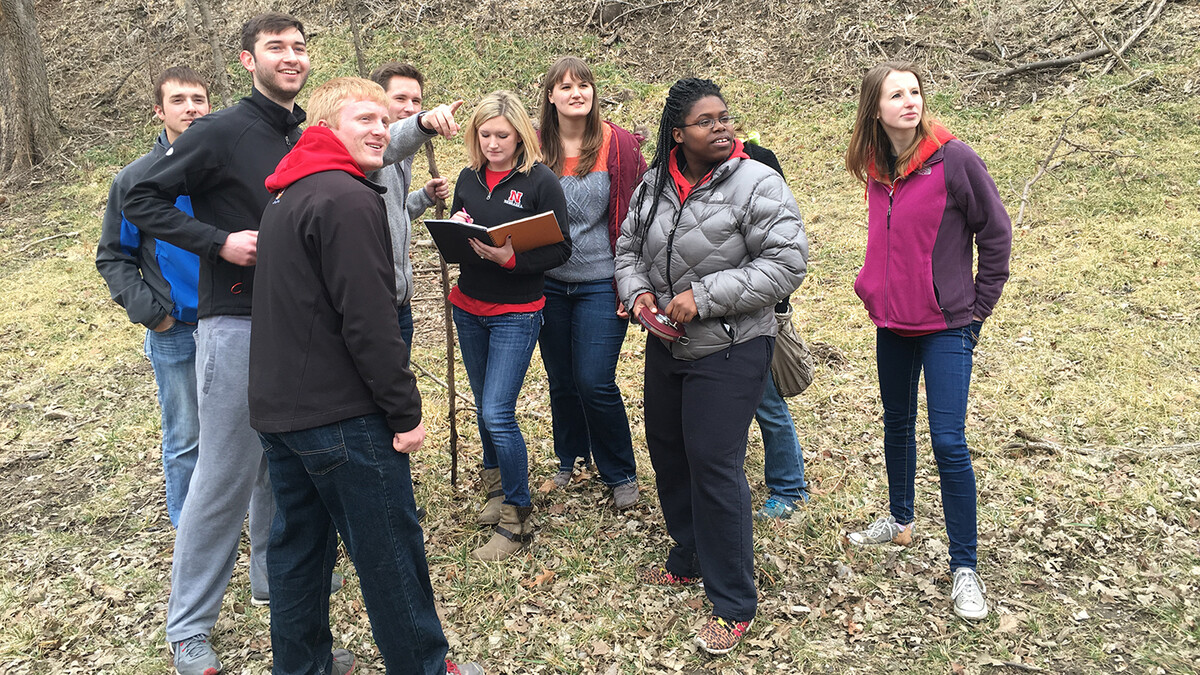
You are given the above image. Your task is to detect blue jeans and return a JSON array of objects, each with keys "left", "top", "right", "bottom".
[
  {"left": 539, "top": 278, "right": 637, "bottom": 486},
  {"left": 876, "top": 322, "right": 982, "bottom": 572},
  {"left": 453, "top": 307, "right": 542, "bottom": 507},
  {"left": 754, "top": 371, "right": 808, "bottom": 502},
  {"left": 259, "top": 414, "right": 449, "bottom": 674},
  {"left": 397, "top": 303, "right": 414, "bottom": 346},
  {"left": 144, "top": 321, "right": 199, "bottom": 528}
]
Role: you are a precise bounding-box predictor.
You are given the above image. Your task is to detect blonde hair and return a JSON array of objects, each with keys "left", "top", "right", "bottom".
[
  {"left": 307, "top": 77, "right": 388, "bottom": 127},
  {"left": 464, "top": 90, "right": 541, "bottom": 174},
  {"left": 845, "top": 62, "right": 937, "bottom": 185}
]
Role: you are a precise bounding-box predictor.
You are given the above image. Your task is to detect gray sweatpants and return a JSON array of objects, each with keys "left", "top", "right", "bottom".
[{"left": 165, "top": 315, "right": 273, "bottom": 643}]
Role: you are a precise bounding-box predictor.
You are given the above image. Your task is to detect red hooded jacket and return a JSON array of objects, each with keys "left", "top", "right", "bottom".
[{"left": 249, "top": 125, "right": 423, "bottom": 434}]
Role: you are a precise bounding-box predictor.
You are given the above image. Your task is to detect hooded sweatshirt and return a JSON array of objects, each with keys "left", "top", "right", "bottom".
[
  {"left": 249, "top": 125, "right": 421, "bottom": 434},
  {"left": 853, "top": 125, "right": 1012, "bottom": 334}
]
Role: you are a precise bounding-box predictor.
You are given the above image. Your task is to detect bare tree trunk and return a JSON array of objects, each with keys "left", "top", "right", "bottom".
[
  {"left": 194, "top": 0, "right": 232, "bottom": 107},
  {"left": 345, "top": 0, "right": 368, "bottom": 77},
  {"left": 0, "top": 0, "right": 59, "bottom": 174}
]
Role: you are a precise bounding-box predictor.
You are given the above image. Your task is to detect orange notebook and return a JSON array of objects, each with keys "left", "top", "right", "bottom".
[{"left": 425, "top": 211, "right": 563, "bottom": 263}]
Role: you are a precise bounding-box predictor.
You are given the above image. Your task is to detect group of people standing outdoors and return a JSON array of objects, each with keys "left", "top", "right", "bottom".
[{"left": 95, "top": 10, "right": 1011, "bottom": 674}]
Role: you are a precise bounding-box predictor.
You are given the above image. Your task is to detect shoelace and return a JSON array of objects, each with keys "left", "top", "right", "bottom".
[
  {"left": 178, "top": 635, "right": 209, "bottom": 656},
  {"left": 952, "top": 570, "right": 986, "bottom": 600},
  {"left": 865, "top": 517, "right": 895, "bottom": 538}
]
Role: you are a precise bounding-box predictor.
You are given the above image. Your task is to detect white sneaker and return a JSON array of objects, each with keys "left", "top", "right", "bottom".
[
  {"left": 951, "top": 567, "right": 988, "bottom": 620},
  {"left": 847, "top": 515, "right": 914, "bottom": 546}
]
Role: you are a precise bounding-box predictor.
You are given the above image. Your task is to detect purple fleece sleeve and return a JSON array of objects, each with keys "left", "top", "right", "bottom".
[{"left": 945, "top": 141, "right": 1012, "bottom": 320}]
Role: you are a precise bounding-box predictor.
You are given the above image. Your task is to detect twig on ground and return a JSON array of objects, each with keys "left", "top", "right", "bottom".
[
  {"left": 1015, "top": 106, "right": 1083, "bottom": 228},
  {"left": 608, "top": 0, "right": 683, "bottom": 26},
  {"left": 410, "top": 359, "right": 475, "bottom": 409},
  {"left": 985, "top": 661, "right": 1043, "bottom": 672},
  {"left": 1101, "top": 70, "right": 1155, "bottom": 95},
  {"left": 14, "top": 231, "right": 80, "bottom": 255},
  {"left": 1066, "top": 0, "right": 1135, "bottom": 75},
  {"left": 992, "top": 47, "right": 1111, "bottom": 78},
  {"left": 992, "top": 0, "right": 1167, "bottom": 79},
  {"left": 1099, "top": 0, "right": 1169, "bottom": 76}
]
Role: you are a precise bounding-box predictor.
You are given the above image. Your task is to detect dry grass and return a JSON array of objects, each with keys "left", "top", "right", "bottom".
[{"left": 2, "top": 2, "right": 1200, "bottom": 673}]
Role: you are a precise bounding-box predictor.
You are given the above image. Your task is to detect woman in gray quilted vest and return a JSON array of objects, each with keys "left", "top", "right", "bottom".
[{"left": 614, "top": 78, "right": 808, "bottom": 655}]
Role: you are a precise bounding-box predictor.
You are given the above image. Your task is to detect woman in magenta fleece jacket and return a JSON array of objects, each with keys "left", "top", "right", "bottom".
[{"left": 843, "top": 62, "right": 1011, "bottom": 622}]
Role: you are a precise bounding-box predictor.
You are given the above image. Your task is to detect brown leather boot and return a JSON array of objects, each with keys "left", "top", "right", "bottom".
[
  {"left": 471, "top": 504, "right": 534, "bottom": 561},
  {"left": 476, "top": 467, "right": 503, "bottom": 527}
]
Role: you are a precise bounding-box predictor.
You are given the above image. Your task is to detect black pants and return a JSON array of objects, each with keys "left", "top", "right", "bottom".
[{"left": 643, "top": 335, "right": 772, "bottom": 622}]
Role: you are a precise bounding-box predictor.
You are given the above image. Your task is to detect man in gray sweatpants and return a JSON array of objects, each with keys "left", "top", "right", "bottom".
[{"left": 123, "top": 13, "right": 313, "bottom": 675}]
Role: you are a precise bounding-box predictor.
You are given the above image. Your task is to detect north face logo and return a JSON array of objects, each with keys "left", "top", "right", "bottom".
[
  {"left": 915, "top": 166, "right": 932, "bottom": 176},
  {"left": 504, "top": 190, "right": 524, "bottom": 208}
]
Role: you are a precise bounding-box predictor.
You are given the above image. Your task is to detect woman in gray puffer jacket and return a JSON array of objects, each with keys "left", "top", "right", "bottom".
[{"left": 614, "top": 77, "right": 807, "bottom": 655}]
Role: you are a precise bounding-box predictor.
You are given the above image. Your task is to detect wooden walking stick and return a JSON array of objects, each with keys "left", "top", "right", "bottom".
[{"left": 423, "top": 141, "right": 459, "bottom": 486}]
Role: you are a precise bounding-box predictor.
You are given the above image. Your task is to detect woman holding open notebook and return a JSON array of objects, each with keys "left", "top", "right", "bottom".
[
  {"left": 536, "top": 57, "right": 647, "bottom": 509},
  {"left": 447, "top": 90, "right": 570, "bottom": 562}
]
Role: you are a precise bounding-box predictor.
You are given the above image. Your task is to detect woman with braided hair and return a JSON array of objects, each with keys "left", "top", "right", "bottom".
[{"left": 614, "top": 78, "right": 808, "bottom": 654}]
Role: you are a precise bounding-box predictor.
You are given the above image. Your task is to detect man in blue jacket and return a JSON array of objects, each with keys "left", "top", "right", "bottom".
[{"left": 95, "top": 66, "right": 210, "bottom": 529}]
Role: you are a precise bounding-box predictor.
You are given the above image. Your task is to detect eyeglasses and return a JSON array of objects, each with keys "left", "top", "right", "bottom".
[{"left": 678, "top": 115, "right": 736, "bottom": 130}]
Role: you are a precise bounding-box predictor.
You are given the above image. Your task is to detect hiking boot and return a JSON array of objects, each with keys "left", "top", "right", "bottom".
[
  {"left": 551, "top": 469, "right": 572, "bottom": 488},
  {"left": 251, "top": 571, "right": 346, "bottom": 607},
  {"left": 754, "top": 496, "right": 798, "bottom": 521},
  {"left": 476, "top": 467, "right": 504, "bottom": 527},
  {"left": 612, "top": 481, "right": 639, "bottom": 510},
  {"left": 694, "top": 616, "right": 754, "bottom": 655},
  {"left": 471, "top": 504, "right": 534, "bottom": 561},
  {"left": 332, "top": 648, "right": 356, "bottom": 675},
  {"left": 446, "top": 659, "right": 485, "bottom": 674},
  {"left": 171, "top": 633, "right": 221, "bottom": 675},
  {"left": 847, "top": 515, "right": 914, "bottom": 546},
  {"left": 638, "top": 565, "right": 701, "bottom": 587},
  {"left": 951, "top": 567, "right": 988, "bottom": 620}
]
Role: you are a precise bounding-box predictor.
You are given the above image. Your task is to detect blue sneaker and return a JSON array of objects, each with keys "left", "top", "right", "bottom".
[{"left": 755, "top": 496, "right": 800, "bottom": 521}]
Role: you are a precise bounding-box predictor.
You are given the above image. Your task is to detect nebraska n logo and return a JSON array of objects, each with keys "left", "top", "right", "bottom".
[{"left": 504, "top": 190, "right": 524, "bottom": 208}]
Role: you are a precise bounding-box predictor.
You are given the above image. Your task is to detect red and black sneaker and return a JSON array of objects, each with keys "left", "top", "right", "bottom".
[
  {"left": 638, "top": 565, "right": 701, "bottom": 587},
  {"left": 694, "top": 616, "right": 754, "bottom": 655}
]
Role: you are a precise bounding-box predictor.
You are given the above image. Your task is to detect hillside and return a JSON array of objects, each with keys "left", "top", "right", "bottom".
[{"left": 1, "top": 0, "right": 1198, "bottom": 673}]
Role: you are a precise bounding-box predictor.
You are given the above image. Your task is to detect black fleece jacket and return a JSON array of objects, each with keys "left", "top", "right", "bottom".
[
  {"left": 249, "top": 127, "right": 421, "bottom": 434},
  {"left": 123, "top": 88, "right": 305, "bottom": 318},
  {"left": 449, "top": 162, "right": 571, "bottom": 304}
]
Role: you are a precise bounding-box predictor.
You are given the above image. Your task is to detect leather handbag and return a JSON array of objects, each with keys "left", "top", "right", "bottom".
[{"left": 770, "top": 302, "right": 814, "bottom": 397}]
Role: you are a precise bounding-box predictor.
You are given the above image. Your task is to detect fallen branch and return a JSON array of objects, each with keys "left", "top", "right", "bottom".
[
  {"left": 1066, "top": 0, "right": 1135, "bottom": 75},
  {"left": 607, "top": 0, "right": 683, "bottom": 27},
  {"left": 410, "top": 359, "right": 476, "bottom": 409},
  {"left": 983, "top": 661, "right": 1042, "bottom": 672},
  {"left": 1014, "top": 106, "right": 1083, "bottom": 228},
  {"left": 992, "top": 47, "right": 1110, "bottom": 78},
  {"left": 1099, "top": 0, "right": 1169, "bottom": 76},
  {"left": 14, "top": 231, "right": 79, "bottom": 255},
  {"left": 993, "top": 0, "right": 1168, "bottom": 79}
]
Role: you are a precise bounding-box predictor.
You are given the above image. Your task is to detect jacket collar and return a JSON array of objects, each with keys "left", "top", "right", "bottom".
[
  {"left": 264, "top": 125, "right": 385, "bottom": 193},
  {"left": 152, "top": 129, "right": 171, "bottom": 154},
  {"left": 243, "top": 87, "right": 307, "bottom": 132},
  {"left": 868, "top": 124, "right": 956, "bottom": 184},
  {"left": 667, "top": 138, "right": 749, "bottom": 202}
]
